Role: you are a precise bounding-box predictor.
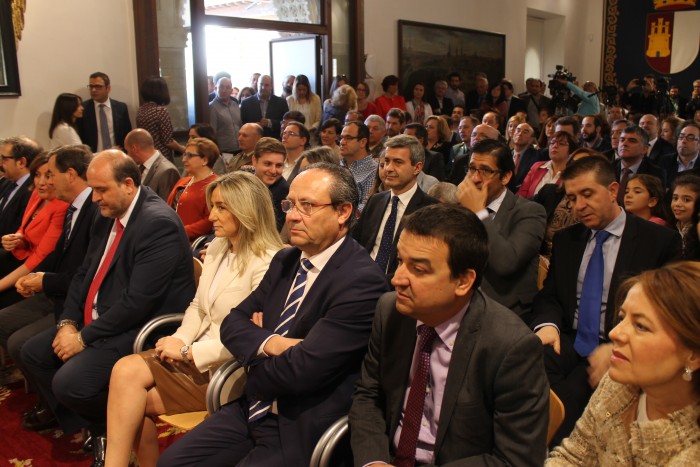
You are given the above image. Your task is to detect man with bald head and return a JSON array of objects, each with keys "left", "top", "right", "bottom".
[
  {"left": 510, "top": 123, "right": 539, "bottom": 192},
  {"left": 124, "top": 129, "right": 180, "bottom": 200},
  {"left": 21, "top": 150, "right": 195, "bottom": 464},
  {"left": 450, "top": 124, "right": 500, "bottom": 185},
  {"left": 228, "top": 123, "right": 264, "bottom": 172},
  {"left": 482, "top": 111, "right": 501, "bottom": 131},
  {"left": 240, "top": 74, "right": 290, "bottom": 139},
  {"left": 210, "top": 77, "right": 242, "bottom": 162},
  {"left": 638, "top": 114, "right": 676, "bottom": 163}
]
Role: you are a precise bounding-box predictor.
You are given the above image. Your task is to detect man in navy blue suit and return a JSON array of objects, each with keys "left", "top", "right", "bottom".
[
  {"left": 240, "top": 75, "right": 289, "bottom": 139},
  {"left": 77, "top": 72, "right": 132, "bottom": 152},
  {"left": 159, "top": 162, "right": 390, "bottom": 467}
]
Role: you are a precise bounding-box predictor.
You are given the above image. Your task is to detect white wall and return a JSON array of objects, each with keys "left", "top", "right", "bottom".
[
  {"left": 364, "top": 0, "right": 604, "bottom": 95},
  {"left": 0, "top": 0, "right": 138, "bottom": 148}
]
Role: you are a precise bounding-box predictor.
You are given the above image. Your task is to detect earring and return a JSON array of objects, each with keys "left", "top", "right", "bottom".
[{"left": 683, "top": 367, "right": 693, "bottom": 382}]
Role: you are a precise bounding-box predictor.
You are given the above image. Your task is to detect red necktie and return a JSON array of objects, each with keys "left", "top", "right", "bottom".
[
  {"left": 83, "top": 220, "right": 124, "bottom": 325},
  {"left": 394, "top": 325, "right": 437, "bottom": 467}
]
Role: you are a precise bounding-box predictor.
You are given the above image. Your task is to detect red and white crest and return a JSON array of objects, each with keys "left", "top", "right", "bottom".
[{"left": 645, "top": 8, "right": 700, "bottom": 74}]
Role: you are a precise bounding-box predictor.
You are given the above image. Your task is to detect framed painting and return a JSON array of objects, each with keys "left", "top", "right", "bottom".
[
  {"left": 0, "top": 0, "right": 21, "bottom": 96},
  {"left": 398, "top": 20, "right": 504, "bottom": 104}
]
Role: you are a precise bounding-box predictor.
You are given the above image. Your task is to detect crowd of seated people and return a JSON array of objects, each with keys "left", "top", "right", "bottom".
[{"left": 1, "top": 67, "right": 700, "bottom": 466}]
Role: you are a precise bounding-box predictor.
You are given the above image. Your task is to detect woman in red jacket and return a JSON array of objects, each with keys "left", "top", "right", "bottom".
[{"left": 0, "top": 152, "right": 68, "bottom": 307}]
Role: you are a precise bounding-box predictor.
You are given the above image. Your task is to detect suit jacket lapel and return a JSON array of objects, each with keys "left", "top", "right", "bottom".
[
  {"left": 61, "top": 197, "right": 94, "bottom": 253},
  {"left": 606, "top": 215, "right": 638, "bottom": 330},
  {"left": 563, "top": 225, "right": 590, "bottom": 320},
  {"left": 433, "top": 291, "right": 484, "bottom": 454},
  {"left": 493, "top": 189, "right": 514, "bottom": 227},
  {"left": 142, "top": 154, "right": 161, "bottom": 187}
]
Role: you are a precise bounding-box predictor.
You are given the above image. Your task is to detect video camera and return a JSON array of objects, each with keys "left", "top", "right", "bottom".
[{"left": 548, "top": 65, "right": 576, "bottom": 94}]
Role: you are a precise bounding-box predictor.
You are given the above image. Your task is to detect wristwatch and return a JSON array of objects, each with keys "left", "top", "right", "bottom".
[{"left": 180, "top": 344, "right": 191, "bottom": 361}]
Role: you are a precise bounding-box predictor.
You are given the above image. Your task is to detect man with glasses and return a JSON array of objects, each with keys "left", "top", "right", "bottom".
[
  {"left": 77, "top": 72, "right": 132, "bottom": 152},
  {"left": 457, "top": 139, "right": 545, "bottom": 322},
  {"left": 340, "top": 121, "right": 377, "bottom": 213},
  {"left": 159, "top": 162, "right": 390, "bottom": 467},
  {"left": 353, "top": 135, "right": 438, "bottom": 279},
  {"left": 661, "top": 122, "right": 700, "bottom": 186},
  {"left": 280, "top": 121, "right": 309, "bottom": 180},
  {"left": 449, "top": 123, "right": 499, "bottom": 185},
  {"left": 615, "top": 125, "right": 665, "bottom": 204},
  {"left": 0, "top": 136, "right": 42, "bottom": 237}
]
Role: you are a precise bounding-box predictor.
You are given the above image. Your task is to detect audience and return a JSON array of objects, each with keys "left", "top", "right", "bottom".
[
  {"left": 623, "top": 174, "right": 669, "bottom": 226},
  {"left": 352, "top": 134, "right": 438, "bottom": 278},
  {"left": 285, "top": 74, "right": 322, "bottom": 134},
  {"left": 228, "top": 122, "right": 263, "bottom": 173},
  {"left": 355, "top": 81, "right": 378, "bottom": 119},
  {"left": 350, "top": 204, "right": 549, "bottom": 466},
  {"left": 281, "top": 121, "right": 310, "bottom": 180},
  {"left": 374, "top": 75, "right": 406, "bottom": 118},
  {"left": 124, "top": 129, "right": 180, "bottom": 201},
  {"left": 509, "top": 122, "right": 540, "bottom": 193},
  {"left": 405, "top": 82, "right": 433, "bottom": 125},
  {"left": 136, "top": 76, "right": 185, "bottom": 161},
  {"left": 167, "top": 137, "right": 218, "bottom": 241},
  {"left": 0, "top": 153, "right": 68, "bottom": 308},
  {"left": 424, "top": 115, "right": 452, "bottom": 166},
  {"left": 531, "top": 156, "right": 680, "bottom": 445},
  {"left": 157, "top": 162, "right": 390, "bottom": 466},
  {"left": 105, "top": 171, "right": 283, "bottom": 466},
  {"left": 547, "top": 262, "right": 700, "bottom": 465},
  {"left": 49, "top": 93, "right": 84, "bottom": 148},
  {"left": 20, "top": 151, "right": 194, "bottom": 466}
]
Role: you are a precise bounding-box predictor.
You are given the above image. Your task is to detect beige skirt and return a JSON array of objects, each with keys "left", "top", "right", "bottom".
[{"left": 139, "top": 350, "right": 211, "bottom": 415}]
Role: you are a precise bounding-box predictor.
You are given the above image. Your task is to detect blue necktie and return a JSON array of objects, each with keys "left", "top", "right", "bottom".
[
  {"left": 575, "top": 230, "right": 612, "bottom": 357},
  {"left": 62, "top": 205, "right": 77, "bottom": 251},
  {"left": 375, "top": 196, "right": 399, "bottom": 273},
  {"left": 248, "top": 258, "right": 313, "bottom": 422}
]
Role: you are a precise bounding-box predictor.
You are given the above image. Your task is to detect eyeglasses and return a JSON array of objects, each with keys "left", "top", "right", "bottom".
[
  {"left": 466, "top": 166, "right": 504, "bottom": 178},
  {"left": 182, "top": 152, "right": 203, "bottom": 158},
  {"left": 549, "top": 139, "right": 569, "bottom": 146},
  {"left": 0, "top": 155, "right": 16, "bottom": 161},
  {"left": 86, "top": 84, "right": 106, "bottom": 90},
  {"left": 678, "top": 134, "right": 699, "bottom": 142},
  {"left": 282, "top": 131, "right": 300, "bottom": 138},
  {"left": 339, "top": 135, "right": 360, "bottom": 141},
  {"left": 281, "top": 200, "right": 334, "bottom": 217}
]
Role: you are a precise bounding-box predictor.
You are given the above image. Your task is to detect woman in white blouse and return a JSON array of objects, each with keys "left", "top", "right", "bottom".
[
  {"left": 405, "top": 82, "right": 433, "bottom": 125},
  {"left": 105, "top": 172, "right": 284, "bottom": 467},
  {"left": 48, "top": 93, "right": 83, "bottom": 149},
  {"left": 286, "top": 74, "right": 322, "bottom": 134}
]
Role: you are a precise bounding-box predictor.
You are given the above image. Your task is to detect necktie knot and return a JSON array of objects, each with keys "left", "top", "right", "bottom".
[
  {"left": 115, "top": 219, "right": 124, "bottom": 233},
  {"left": 300, "top": 258, "right": 313, "bottom": 273},
  {"left": 417, "top": 325, "right": 437, "bottom": 352},
  {"left": 595, "top": 230, "right": 611, "bottom": 245}
]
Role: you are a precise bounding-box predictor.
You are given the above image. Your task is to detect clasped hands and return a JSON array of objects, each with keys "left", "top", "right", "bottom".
[
  {"left": 15, "top": 272, "right": 44, "bottom": 298},
  {"left": 2, "top": 233, "right": 26, "bottom": 252}
]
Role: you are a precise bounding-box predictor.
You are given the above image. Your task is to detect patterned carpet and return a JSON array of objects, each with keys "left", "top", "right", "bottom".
[{"left": 0, "top": 375, "right": 184, "bottom": 466}]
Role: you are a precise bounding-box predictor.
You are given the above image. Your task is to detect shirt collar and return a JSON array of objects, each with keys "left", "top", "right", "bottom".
[
  {"left": 416, "top": 298, "right": 471, "bottom": 351},
  {"left": 486, "top": 187, "right": 508, "bottom": 215},
  {"left": 15, "top": 173, "right": 30, "bottom": 186},
  {"left": 117, "top": 186, "right": 142, "bottom": 228},
  {"left": 72, "top": 187, "right": 92, "bottom": 212},
  {"left": 390, "top": 180, "right": 418, "bottom": 206},
  {"left": 300, "top": 235, "right": 345, "bottom": 273},
  {"left": 94, "top": 98, "right": 112, "bottom": 109},
  {"left": 142, "top": 151, "right": 160, "bottom": 170},
  {"left": 592, "top": 207, "right": 626, "bottom": 239}
]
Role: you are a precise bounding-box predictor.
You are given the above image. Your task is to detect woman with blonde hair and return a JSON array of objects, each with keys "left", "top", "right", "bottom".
[
  {"left": 548, "top": 261, "right": 700, "bottom": 465},
  {"left": 321, "top": 84, "right": 357, "bottom": 125},
  {"left": 105, "top": 171, "right": 283, "bottom": 467}
]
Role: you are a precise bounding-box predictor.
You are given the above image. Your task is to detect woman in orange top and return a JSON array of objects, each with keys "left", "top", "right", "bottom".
[
  {"left": 0, "top": 152, "right": 68, "bottom": 307},
  {"left": 167, "top": 137, "right": 218, "bottom": 241}
]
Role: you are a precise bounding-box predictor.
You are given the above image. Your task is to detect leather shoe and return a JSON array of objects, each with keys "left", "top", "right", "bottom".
[
  {"left": 22, "top": 401, "right": 43, "bottom": 418},
  {"left": 91, "top": 435, "right": 106, "bottom": 467},
  {"left": 22, "top": 407, "right": 57, "bottom": 431}
]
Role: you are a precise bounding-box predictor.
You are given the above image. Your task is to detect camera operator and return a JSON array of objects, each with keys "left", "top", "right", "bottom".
[
  {"left": 624, "top": 76, "right": 658, "bottom": 115},
  {"left": 557, "top": 78, "right": 600, "bottom": 116},
  {"left": 685, "top": 79, "right": 700, "bottom": 119}
]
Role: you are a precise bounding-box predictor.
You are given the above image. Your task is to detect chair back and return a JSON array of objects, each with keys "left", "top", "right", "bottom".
[
  {"left": 548, "top": 389, "right": 565, "bottom": 445},
  {"left": 193, "top": 256, "right": 203, "bottom": 289}
]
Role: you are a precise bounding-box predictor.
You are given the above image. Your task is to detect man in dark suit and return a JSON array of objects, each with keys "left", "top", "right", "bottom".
[
  {"left": 0, "top": 136, "right": 41, "bottom": 238},
  {"left": 509, "top": 122, "right": 540, "bottom": 193},
  {"left": 158, "top": 162, "right": 390, "bottom": 467},
  {"left": 427, "top": 80, "right": 454, "bottom": 118},
  {"left": 532, "top": 156, "right": 680, "bottom": 444},
  {"left": 350, "top": 204, "right": 549, "bottom": 466},
  {"left": 240, "top": 74, "right": 289, "bottom": 139},
  {"left": 124, "top": 129, "right": 180, "bottom": 200},
  {"left": 353, "top": 135, "right": 439, "bottom": 279},
  {"left": 21, "top": 151, "right": 194, "bottom": 464},
  {"left": 449, "top": 123, "right": 500, "bottom": 186},
  {"left": 403, "top": 124, "right": 445, "bottom": 181},
  {"left": 464, "top": 73, "right": 490, "bottom": 114},
  {"left": 639, "top": 114, "right": 676, "bottom": 164},
  {"left": 661, "top": 122, "right": 700, "bottom": 187},
  {"left": 502, "top": 79, "right": 527, "bottom": 120},
  {"left": 615, "top": 125, "right": 665, "bottom": 204},
  {"left": 0, "top": 145, "right": 98, "bottom": 392},
  {"left": 457, "top": 139, "right": 546, "bottom": 322},
  {"left": 77, "top": 72, "right": 132, "bottom": 152},
  {"left": 447, "top": 116, "right": 476, "bottom": 184}
]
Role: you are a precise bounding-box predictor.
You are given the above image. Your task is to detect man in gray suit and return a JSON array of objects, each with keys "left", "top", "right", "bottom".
[
  {"left": 350, "top": 204, "right": 548, "bottom": 466},
  {"left": 124, "top": 129, "right": 180, "bottom": 200},
  {"left": 457, "top": 139, "right": 546, "bottom": 322}
]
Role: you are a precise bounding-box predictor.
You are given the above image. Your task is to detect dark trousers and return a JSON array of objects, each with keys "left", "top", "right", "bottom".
[
  {"left": 0, "top": 293, "right": 54, "bottom": 375},
  {"left": 158, "top": 400, "right": 285, "bottom": 467},
  {"left": 543, "top": 332, "right": 593, "bottom": 446},
  {"left": 20, "top": 327, "right": 124, "bottom": 434}
]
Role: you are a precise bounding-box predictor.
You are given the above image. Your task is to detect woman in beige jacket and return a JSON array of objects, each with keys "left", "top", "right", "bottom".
[{"left": 105, "top": 172, "right": 284, "bottom": 467}]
